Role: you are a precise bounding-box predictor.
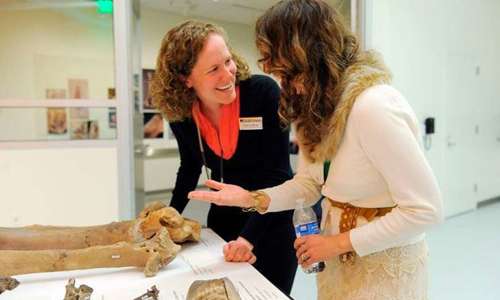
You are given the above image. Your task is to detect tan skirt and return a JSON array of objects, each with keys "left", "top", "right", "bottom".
[{"left": 316, "top": 240, "right": 429, "bottom": 300}]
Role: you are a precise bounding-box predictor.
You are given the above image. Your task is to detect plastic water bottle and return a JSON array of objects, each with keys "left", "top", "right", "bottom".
[{"left": 293, "top": 199, "right": 325, "bottom": 273}]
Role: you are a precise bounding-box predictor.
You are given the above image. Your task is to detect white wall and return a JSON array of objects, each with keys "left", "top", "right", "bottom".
[
  {"left": 366, "top": 0, "right": 500, "bottom": 216},
  {"left": 141, "top": 8, "right": 261, "bottom": 73},
  {"left": 0, "top": 147, "right": 118, "bottom": 226}
]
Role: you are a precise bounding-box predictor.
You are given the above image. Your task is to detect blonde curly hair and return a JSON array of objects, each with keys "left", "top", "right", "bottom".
[{"left": 150, "top": 20, "right": 251, "bottom": 121}]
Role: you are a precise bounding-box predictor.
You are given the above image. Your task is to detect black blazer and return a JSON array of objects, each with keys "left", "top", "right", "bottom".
[{"left": 169, "top": 75, "right": 293, "bottom": 245}]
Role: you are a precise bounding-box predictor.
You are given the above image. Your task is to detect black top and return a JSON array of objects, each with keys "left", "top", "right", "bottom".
[{"left": 169, "top": 75, "right": 293, "bottom": 245}]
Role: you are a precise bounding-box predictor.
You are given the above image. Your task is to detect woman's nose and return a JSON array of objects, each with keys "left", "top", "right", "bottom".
[{"left": 222, "top": 64, "right": 236, "bottom": 79}]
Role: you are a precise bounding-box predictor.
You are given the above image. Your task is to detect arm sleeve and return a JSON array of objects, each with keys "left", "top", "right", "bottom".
[
  {"left": 263, "top": 151, "right": 324, "bottom": 212},
  {"left": 348, "top": 88, "right": 443, "bottom": 256},
  {"left": 169, "top": 122, "right": 203, "bottom": 214}
]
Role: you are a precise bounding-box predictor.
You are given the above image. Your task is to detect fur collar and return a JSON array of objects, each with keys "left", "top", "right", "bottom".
[{"left": 299, "top": 50, "right": 392, "bottom": 163}]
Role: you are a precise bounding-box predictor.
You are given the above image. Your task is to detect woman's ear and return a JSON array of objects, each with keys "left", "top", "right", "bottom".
[{"left": 180, "top": 74, "right": 193, "bottom": 88}]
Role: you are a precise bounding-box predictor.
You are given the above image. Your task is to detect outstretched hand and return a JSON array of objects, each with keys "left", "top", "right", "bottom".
[{"left": 188, "top": 180, "right": 253, "bottom": 208}]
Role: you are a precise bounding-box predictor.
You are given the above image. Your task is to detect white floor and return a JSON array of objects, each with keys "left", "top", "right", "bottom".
[{"left": 290, "top": 201, "right": 500, "bottom": 300}]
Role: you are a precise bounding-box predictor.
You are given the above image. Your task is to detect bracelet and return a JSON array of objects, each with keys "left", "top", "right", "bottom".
[{"left": 242, "top": 190, "right": 268, "bottom": 214}]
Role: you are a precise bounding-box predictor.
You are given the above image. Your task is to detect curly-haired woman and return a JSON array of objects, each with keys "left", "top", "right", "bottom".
[
  {"left": 150, "top": 20, "right": 297, "bottom": 295},
  {"left": 188, "top": 1, "right": 443, "bottom": 299}
]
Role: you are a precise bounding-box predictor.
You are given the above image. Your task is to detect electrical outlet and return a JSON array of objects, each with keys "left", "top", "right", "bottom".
[{"left": 473, "top": 183, "right": 478, "bottom": 193}]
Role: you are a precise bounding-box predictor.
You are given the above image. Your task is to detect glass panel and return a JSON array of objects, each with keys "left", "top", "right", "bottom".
[
  {"left": 0, "top": 107, "right": 117, "bottom": 141},
  {"left": 0, "top": 1, "right": 115, "bottom": 100}
]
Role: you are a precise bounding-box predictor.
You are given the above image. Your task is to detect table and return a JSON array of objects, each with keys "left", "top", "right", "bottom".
[{"left": 2, "top": 229, "right": 290, "bottom": 300}]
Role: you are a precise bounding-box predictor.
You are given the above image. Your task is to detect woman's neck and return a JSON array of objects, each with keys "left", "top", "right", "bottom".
[{"left": 199, "top": 101, "right": 221, "bottom": 130}]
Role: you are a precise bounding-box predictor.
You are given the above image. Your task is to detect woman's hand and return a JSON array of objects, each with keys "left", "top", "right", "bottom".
[
  {"left": 188, "top": 180, "right": 253, "bottom": 208},
  {"left": 223, "top": 236, "right": 256, "bottom": 264},
  {"left": 294, "top": 232, "right": 353, "bottom": 268}
]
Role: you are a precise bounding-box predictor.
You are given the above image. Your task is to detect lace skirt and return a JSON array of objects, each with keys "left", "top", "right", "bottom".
[{"left": 316, "top": 240, "right": 428, "bottom": 300}]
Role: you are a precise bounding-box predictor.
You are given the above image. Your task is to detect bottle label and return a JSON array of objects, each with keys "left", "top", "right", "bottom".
[{"left": 295, "top": 221, "right": 320, "bottom": 237}]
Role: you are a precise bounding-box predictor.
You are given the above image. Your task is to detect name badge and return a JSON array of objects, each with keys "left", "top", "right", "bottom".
[{"left": 239, "top": 117, "right": 263, "bottom": 130}]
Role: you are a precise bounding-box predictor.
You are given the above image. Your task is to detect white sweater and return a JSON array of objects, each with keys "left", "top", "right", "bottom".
[{"left": 263, "top": 84, "right": 443, "bottom": 257}]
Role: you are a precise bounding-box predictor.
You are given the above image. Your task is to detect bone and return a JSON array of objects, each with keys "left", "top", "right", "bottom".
[
  {"left": 64, "top": 278, "right": 93, "bottom": 300},
  {"left": 187, "top": 277, "right": 242, "bottom": 300},
  {"left": 0, "top": 201, "right": 200, "bottom": 250},
  {"left": 134, "top": 285, "right": 160, "bottom": 300},
  {"left": 0, "top": 228, "right": 180, "bottom": 277},
  {"left": 0, "top": 276, "right": 20, "bottom": 295}
]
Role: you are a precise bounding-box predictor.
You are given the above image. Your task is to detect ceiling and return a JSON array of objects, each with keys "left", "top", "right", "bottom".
[
  {"left": 142, "top": 0, "right": 347, "bottom": 25},
  {"left": 0, "top": 0, "right": 348, "bottom": 26}
]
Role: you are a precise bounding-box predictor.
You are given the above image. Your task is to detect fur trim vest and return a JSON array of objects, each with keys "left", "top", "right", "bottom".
[{"left": 298, "top": 50, "right": 392, "bottom": 163}]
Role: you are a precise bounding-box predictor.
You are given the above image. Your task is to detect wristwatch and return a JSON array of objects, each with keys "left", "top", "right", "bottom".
[{"left": 243, "top": 190, "right": 269, "bottom": 214}]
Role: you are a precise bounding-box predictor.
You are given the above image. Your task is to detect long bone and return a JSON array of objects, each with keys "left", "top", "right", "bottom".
[
  {"left": 0, "top": 201, "right": 200, "bottom": 250},
  {"left": 0, "top": 228, "right": 180, "bottom": 277}
]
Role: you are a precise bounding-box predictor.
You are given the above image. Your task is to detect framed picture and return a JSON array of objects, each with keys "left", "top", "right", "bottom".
[
  {"left": 107, "top": 87, "right": 116, "bottom": 100},
  {"left": 108, "top": 108, "right": 117, "bottom": 129},
  {"left": 68, "top": 79, "right": 89, "bottom": 99},
  {"left": 46, "top": 89, "right": 67, "bottom": 135},
  {"left": 71, "top": 120, "right": 99, "bottom": 139},
  {"left": 47, "top": 108, "right": 67, "bottom": 135},
  {"left": 142, "top": 69, "right": 155, "bottom": 109},
  {"left": 45, "top": 88, "right": 66, "bottom": 99}
]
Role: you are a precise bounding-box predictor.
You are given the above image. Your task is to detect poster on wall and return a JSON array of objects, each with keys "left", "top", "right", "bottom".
[
  {"left": 108, "top": 108, "right": 116, "bottom": 129},
  {"left": 47, "top": 108, "right": 68, "bottom": 135},
  {"left": 144, "top": 112, "right": 164, "bottom": 139},
  {"left": 142, "top": 69, "right": 155, "bottom": 109},
  {"left": 46, "top": 88, "right": 66, "bottom": 99},
  {"left": 107, "top": 87, "right": 116, "bottom": 100},
  {"left": 68, "top": 79, "right": 89, "bottom": 99},
  {"left": 46, "top": 89, "right": 67, "bottom": 135},
  {"left": 71, "top": 119, "right": 99, "bottom": 139}
]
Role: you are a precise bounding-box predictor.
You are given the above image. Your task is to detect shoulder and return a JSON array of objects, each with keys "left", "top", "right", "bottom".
[
  {"left": 350, "top": 84, "right": 414, "bottom": 123},
  {"left": 239, "top": 74, "right": 280, "bottom": 96},
  {"left": 168, "top": 118, "right": 194, "bottom": 134}
]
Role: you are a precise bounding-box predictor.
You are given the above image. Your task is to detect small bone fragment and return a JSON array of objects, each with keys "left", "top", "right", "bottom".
[
  {"left": 64, "top": 278, "right": 93, "bottom": 300},
  {"left": 0, "top": 201, "right": 200, "bottom": 250},
  {"left": 0, "top": 228, "right": 180, "bottom": 277},
  {"left": 187, "top": 277, "right": 241, "bottom": 300},
  {"left": 0, "top": 276, "right": 19, "bottom": 294},
  {"left": 134, "top": 285, "right": 160, "bottom": 300}
]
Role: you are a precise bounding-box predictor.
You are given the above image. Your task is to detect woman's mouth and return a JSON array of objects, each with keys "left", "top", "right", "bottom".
[{"left": 215, "top": 83, "right": 233, "bottom": 91}]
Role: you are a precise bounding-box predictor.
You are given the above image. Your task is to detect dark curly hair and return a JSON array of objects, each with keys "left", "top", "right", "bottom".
[
  {"left": 255, "top": 0, "right": 360, "bottom": 152},
  {"left": 150, "top": 20, "right": 251, "bottom": 121}
]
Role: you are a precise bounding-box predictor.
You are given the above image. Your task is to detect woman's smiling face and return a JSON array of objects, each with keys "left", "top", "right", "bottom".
[{"left": 186, "top": 33, "right": 237, "bottom": 108}]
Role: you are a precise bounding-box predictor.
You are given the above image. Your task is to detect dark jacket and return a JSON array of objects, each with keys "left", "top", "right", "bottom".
[{"left": 169, "top": 75, "right": 297, "bottom": 294}]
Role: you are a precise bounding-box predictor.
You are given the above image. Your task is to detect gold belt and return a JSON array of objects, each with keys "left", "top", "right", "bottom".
[{"left": 326, "top": 198, "right": 395, "bottom": 264}]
